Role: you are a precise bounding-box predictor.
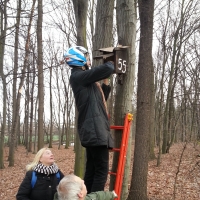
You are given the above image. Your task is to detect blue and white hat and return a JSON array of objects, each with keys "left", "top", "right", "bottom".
[{"left": 64, "top": 46, "right": 88, "bottom": 67}]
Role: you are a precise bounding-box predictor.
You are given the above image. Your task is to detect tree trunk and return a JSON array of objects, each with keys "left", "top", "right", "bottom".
[
  {"left": 12, "top": 0, "right": 21, "bottom": 148},
  {"left": 33, "top": 96, "right": 38, "bottom": 154},
  {"left": 37, "top": 0, "right": 44, "bottom": 150},
  {"left": 29, "top": 56, "right": 36, "bottom": 152},
  {"left": 24, "top": 69, "right": 30, "bottom": 149},
  {"left": 72, "top": 0, "right": 88, "bottom": 47},
  {"left": 128, "top": 0, "right": 155, "bottom": 199},
  {"left": 49, "top": 63, "right": 53, "bottom": 148},
  {"left": 0, "top": 0, "right": 8, "bottom": 169},
  {"left": 149, "top": 67, "right": 156, "bottom": 160},
  {"left": 109, "top": 1, "right": 136, "bottom": 200},
  {"left": 92, "top": 0, "right": 115, "bottom": 66},
  {"left": 72, "top": 0, "right": 88, "bottom": 178},
  {"left": 55, "top": 68, "right": 61, "bottom": 149}
]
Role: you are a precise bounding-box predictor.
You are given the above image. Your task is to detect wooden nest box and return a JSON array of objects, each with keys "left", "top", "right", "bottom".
[{"left": 93, "top": 45, "right": 130, "bottom": 84}]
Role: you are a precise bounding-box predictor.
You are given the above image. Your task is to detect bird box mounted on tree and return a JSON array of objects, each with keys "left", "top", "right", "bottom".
[{"left": 93, "top": 45, "right": 130, "bottom": 84}]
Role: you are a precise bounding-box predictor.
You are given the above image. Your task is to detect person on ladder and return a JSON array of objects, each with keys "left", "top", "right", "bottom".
[{"left": 64, "top": 46, "right": 114, "bottom": 193}]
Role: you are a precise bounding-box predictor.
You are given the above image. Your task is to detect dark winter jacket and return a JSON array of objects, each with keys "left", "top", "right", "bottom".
[
  {"left": 70, "top": 61, "right": 114, "bottom": 148},
  {"left": 16, "top": 170, "right": 64, "bottom": 200}
]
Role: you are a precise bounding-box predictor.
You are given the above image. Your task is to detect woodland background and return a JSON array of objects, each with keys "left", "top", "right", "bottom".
[
  {"left": 0, "top": 0, "right": 200, "bottom": 200},
  {"left": 1, "top": 143, "right": 200, "bottom": 200}
]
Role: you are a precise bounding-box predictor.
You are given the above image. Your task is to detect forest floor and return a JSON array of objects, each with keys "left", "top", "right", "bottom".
[{"left": 0, "top": 142, "right": 200, "bottom": 200}]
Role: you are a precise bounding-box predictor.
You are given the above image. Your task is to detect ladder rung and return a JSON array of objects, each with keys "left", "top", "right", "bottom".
[
  {"left": 110, "top": 125, "right": 124, "bottom": 130},
  {"left": 108, "top": 171, "right": 117, "bottom": 176},
  {"left": 110, "top": 148, "right": 120, "bottom": 152}
]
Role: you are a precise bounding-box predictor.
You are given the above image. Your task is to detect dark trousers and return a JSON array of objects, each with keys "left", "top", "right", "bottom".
[{"left": 84, "top": 146, "right": 109, "bottom": 193}]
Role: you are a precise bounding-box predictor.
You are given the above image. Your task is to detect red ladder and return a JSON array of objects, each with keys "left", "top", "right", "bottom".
[{"left": 109, "top": 113, "right": 133, "bottom": 200}]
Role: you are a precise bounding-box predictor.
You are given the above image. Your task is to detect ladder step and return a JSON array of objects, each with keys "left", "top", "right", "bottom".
[
  {"left": 110, "top": 125, "right": 124, "bottom": 130},
  {"left": 108, "top": 171, "right": 117, "bottom": 176},
  {"left": 110, "top": 148, "right": 120, "bottom": 152}
]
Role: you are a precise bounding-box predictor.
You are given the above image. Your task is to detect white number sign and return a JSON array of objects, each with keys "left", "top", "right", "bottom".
[{"left": 118, "top": 58, "right": 127, "bottom": 73}]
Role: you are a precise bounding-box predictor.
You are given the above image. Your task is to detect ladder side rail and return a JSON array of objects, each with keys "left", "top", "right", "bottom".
[
  {"left": 114, "top": 114, "right": 132, "bottom": 199},
  {"left": 115, "top": 119, "right": 132, "bottom": 199}
]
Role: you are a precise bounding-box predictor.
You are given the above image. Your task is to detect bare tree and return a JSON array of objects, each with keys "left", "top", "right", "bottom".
[
  {"left": 0, "top": 0, "right": 9, "bottom": 169},
  {"left": 12, "top": 0, "right": 21, "bottom": 147},
  {"left": 29, "top": 43, "right": 36, "bottom": 152},
  {"left": 128, "top": 0, "right": 155, "bottom": 199},
  {"left": 152, "top": 0, "right": 200, "bottom": 154},
  {"left": 49, "top": 55, "right": 53, "bottom": 148},
  {"left": 109, "top": 1, "right": 136, "bottom": 200},
  {"left": 9, "top": 0, "right": 36, "bottom": 166},
  {"left": 71, "top": 0, "right": 88, "bottom": 178},
  {"left": 37, "top": 0, "right": 44, "bottom": 150}
]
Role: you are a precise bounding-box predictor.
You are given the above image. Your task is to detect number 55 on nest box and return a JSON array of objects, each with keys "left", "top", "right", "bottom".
[{"left": 93, "top": 45, "right": 130, "bottom": 84}]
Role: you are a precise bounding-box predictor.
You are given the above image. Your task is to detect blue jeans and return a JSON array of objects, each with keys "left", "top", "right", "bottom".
[{"left": 84, "top": 146, "right": 109, "bottom": 193}]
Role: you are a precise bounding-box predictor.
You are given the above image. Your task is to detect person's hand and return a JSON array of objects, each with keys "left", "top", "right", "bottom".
[
  {"left": 112, "top": 190, "right": 118, "bottom": 198},
  {"left": 86, "top": 60, "right": 91, "bottom": 67},
  {"left": 86, "top": 54, "right": 91, "bottom": 67},
  {"left": 103, "top": 78, "right": 109, "bottom": 85}
]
